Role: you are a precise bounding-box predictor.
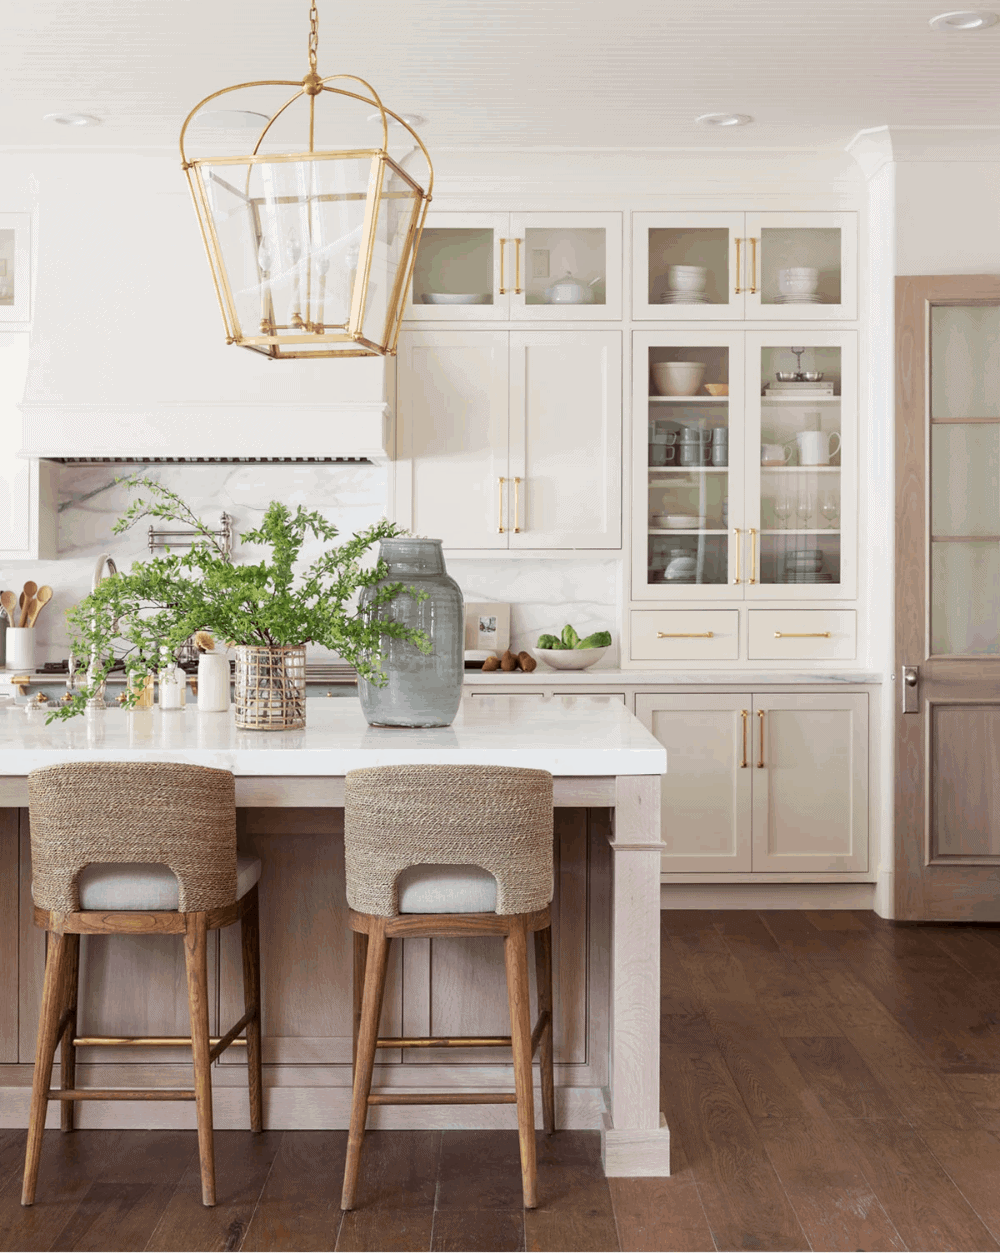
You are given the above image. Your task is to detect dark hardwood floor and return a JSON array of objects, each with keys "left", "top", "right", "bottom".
[{"left": 6, "top": 910, "right": 1000, "bottom": 1251}]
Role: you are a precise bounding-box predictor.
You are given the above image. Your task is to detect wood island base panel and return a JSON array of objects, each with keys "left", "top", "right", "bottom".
[{"left": 0, "top": 697, "right": 669, "bottom": 1177}]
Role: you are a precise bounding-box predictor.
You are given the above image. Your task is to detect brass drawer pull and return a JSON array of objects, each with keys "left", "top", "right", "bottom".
[
  {"left": 514, "top": 239, "right": 523, "bottom": 294},
  {"left": 757, "top": 709, "right": 765, "bottom": 769},
  {"left": 734, "top": 237, "right": 743, "bottom": 295},
  {"left": 657, "top": 631, "right": 714, "bottom": 638},
  {"left": 499, "top": 238, "right": 508, "bottom": 295},
  {"left": 740, "top": 709, "right": 749, "bottom": 769},
  {"left": 513, "top": 476, "right": 522, "bottom": 533},
  {"left": 773, "top": 631, "right": 831, "bottom": 639},
  {"left": 749, "top": 237, "right": 759, "bottom": 294},
  {"left": 732, "top": 527, "right": 741, "bottom": 584},
  {"left": 497, "top": 477, "right": 506, "bottom": 533}
]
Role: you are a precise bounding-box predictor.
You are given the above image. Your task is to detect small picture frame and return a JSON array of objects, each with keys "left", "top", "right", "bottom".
[
  {"left": 464, "top": 601, "right": 511, "bottom": 660},
  {"left": 0, "top": 214, "right": 30, "bottom": 322}
]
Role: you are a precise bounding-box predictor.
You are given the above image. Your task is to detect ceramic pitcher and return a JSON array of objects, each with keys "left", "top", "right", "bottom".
[{"left": 795, "top": 430, "right": 841, "bottom": 466}]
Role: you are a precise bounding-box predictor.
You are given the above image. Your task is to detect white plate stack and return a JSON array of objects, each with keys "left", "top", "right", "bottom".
[
  {"left": 775, "top": 267, "right": 824, "bottom": 304},
  {"left": 660, "top": 265, "right": 709, "bottom": 304}
]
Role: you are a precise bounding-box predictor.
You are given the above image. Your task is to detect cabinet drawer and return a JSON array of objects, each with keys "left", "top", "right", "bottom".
[
  {"left": 748, "top": 610, "right": 856, "bottom": 660},
  {"left": 630, "top": 610, "right": 739, "bottom": 661}
]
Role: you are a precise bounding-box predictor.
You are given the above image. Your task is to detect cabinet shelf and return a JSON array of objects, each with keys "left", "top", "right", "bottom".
[
  {"left": 760, "top": 465, "right": 841, "bottom": 473},
  {"left": 649, "top": 395, "right": 728, "bottom": 404},
  {"left": 648, "top": 466, "right": 729, "bottom": 474},
  {"left": 762, "top": 528, "right": 840, "bottom": 536},
  {"left": 761, "top": 396, "right": 840, "bottom": 405},
  {"left": 649, "top": 528, "right": 727, "bottom": 535}
]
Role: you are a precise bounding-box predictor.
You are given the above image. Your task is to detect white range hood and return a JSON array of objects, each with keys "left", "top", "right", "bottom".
[{"left": 17, "top": 153, "right": 393, "bottom": 464}]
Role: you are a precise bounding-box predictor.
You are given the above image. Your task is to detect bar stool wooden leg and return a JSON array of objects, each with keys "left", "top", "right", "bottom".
[
  {"left": 352, "top": 931, "right": 368, "bottom": 1068},
  {"left": 505, "top": 916, "right": 538, "bottom": 1209},
  {"left": 22, "top": 929, "right": 73, "bottom": 1206},
  {"left": 341, "top": 921, "right": 389, "bottom": 1212},
  {"left": 60, "top": 933, "right": 80, "bottom": 1133},
  {"left": 534, "top": 924, "right": 555, "bottom": 1136},
  {"left": 240, "top": 886, "right": 264, "bottom": 1134},
  {"left": 184, "top": 912, "right": 216, "bottom": 1207}
]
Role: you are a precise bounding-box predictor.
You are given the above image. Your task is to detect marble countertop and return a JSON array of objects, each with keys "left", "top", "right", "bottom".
[
  {"left": 465, "top": 666, "right": 883, "bottom": 685},
  {"left": 0, "top": 695, "right": 666, "bottom": 778}
]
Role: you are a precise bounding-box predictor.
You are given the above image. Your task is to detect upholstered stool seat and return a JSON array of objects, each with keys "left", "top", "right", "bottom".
[
  {"left": 77, "top": 855, "right": 262, "bottom": 912},
  {"left": 342, "top": 764, "right": 555, "bottom": 1212},
  {"left": 21, "top": 761, "right": 264, "bottom": 1211}
]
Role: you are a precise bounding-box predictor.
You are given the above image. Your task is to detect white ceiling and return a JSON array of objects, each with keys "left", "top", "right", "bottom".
[{"left": 2, "top": 0, "right": 1000, "bottom": 153}]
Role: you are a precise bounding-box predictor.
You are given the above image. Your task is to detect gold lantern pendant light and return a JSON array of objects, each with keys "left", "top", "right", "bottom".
[{"left": 179, "top": 2, "right": 432, "bottom": 359}]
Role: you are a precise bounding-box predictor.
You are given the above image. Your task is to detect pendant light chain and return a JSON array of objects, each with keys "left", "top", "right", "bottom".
[{"left": 308, "top": 2, "right": 320, "bottom": 75}]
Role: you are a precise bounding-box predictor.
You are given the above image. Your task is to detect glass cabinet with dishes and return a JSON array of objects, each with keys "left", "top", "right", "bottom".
[
  {"left": 632, "top": 330, "right": 856, "bottom": 601},
  {"left": 632, "top": 212, "right": 857, "bottom": 322},
  {"left": 407, "top": 211, "right": 622, "bottom": 321}
]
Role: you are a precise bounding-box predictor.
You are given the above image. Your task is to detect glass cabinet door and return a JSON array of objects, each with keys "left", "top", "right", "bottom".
[
  {"left": 510, "top": 213, "right": 622, "bottom": 320},
  {"left": 633, "top": 213, "right": 745, "bottom": 321},
  {"left": 632, "top": 331, "right": 745, "bottom": 600},
  {"left": 406, "top": 212, "right": 509, "bottom": 321},
  {"left": 744, "top": 332, "right": 856, "bottom": 599},
  {"left": 743, "top": 213, "right": 857, "bottom": 321}
]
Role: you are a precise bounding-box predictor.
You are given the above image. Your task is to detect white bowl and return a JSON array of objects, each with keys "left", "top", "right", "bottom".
[
  {"left": 777, "top": 268, "right": 818, "bottom": 295},
  {"left": 666, "top": 265, "right": 707, "bottom": 293},
  {"left": 651, "top": 513, "right": 705, "bottom": 530},
  {"left": 421, "top": 292, "right": 491, "bottom": 305},
  {"left": 533, "top": 646, "right": 608, "bottom": 671},
  {"left": 650, "top": 361, "right": 706, "bottom": 397}
]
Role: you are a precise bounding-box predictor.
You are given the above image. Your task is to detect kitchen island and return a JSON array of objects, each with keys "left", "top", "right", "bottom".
[{"left": 0, "top": 694, "right": 667, "bottom": 1176}]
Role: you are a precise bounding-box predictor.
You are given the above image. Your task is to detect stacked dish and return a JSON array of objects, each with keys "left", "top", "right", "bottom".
[
  {"left": 781, "top": 548, "right": 833, "bottom": 582},
  {"left": 659, "top": 265, "right": 709, "bottom": 304},
  {"left": 775, "top": 267, "right": 822, "bottom": 304},
  {"left": 651, "top": 513, "right": 706, "bottom": 530}
]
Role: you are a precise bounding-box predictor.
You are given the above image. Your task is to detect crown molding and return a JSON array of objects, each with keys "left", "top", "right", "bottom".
[{"left": 847, "top": 125, "right": 1000, "bottom": 179}]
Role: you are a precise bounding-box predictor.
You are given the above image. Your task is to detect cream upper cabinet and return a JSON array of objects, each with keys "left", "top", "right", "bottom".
[
  {"left": 632, "top": 211, "right": 857, "bottom": 321},
  {"left": 632, "top": 328, "right": 856, "bottom": 603},
  {"left": 0, "top": 335, "right": 55, "bottom": 561},
  {"left": 406, "top": 211, "right": 622, "bottom": 322},
  {"left": 636, "top": 690, "right": 869, "bottom": 877},
  {"left": 395, "top": 329, "right": 622, "bottom": 551}
]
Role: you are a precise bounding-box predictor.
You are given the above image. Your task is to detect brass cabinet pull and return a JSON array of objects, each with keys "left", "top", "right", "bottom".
[
  {"left": 514, "top": 239, "right": 523, "bottom": 295},
  {"left": 757, "top": 709, "right": 765, "bottom": 769},
  {"left": 497, "top": 477, "right": 506, "bottom": 533},
  {"left": 732, "top": 527, "right": 741, "bottom": 584},
  {"left": 513, "top": 476, "right": 522, "bottom": 532},
  {"left": 657, "top": 631, "right": 714, "bottom": 639},
  {"left": 734, "top": 237, "right": 743, "bottom": 295},
  {"left": 773, "top": 631, "right": 831, "bottom": 639},
  {"left": 749, "top": 527, "right": 757, "bottom": 585},
  {"left": 499, "top": 238, "right": 508, "bottom": 295},
  {"left": 749, "top": 237, "right": 759, "bottom": 294},
  {"left": 740, "top": 709, "right": 749, "bottom": 769}
]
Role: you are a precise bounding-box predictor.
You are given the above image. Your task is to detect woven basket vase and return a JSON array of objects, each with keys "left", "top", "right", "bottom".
[{"left": 234, "top": 644, "right": 306, "bottom": 730}]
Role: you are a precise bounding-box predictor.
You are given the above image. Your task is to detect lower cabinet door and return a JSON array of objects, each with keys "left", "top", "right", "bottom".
[
  {"left": 635, "top": 693, "right": 753, "bottom": 873},
  {"left": 751, "top": 692, "right": 869, "bottom": 873}
]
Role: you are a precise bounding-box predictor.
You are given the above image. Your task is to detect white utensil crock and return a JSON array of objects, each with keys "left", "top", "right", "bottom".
[
  {"left": 796, "top": 430, "right": 841, "bottom": 466},
  {"left": 6, "top": 628, "right": 34, "bottom": 672},
  {"left": 197, "top": 652, "right": 231, "bottom": 713}
]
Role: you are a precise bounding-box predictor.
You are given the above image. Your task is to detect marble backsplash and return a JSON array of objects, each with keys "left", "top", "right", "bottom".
[{"left": 0, "top": 463, "right": 621, "bottom": 667}]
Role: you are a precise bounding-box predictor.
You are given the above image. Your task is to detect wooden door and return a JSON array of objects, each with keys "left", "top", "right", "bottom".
[
  {"left": 508, "top": 330, "right": 621, "bottom": 549},
  {"left": 635, "top": 693, "right": 752, "bottom": 873},
  {"left": 751, "top": 693, "right": 868, "bottom": 873},
  {"left": 896, "top": 275, "right": 1000, "bottom": 919},
  {"left": 509, "top": 213, "right": 623, "bottom": 321},
  {"left": 394, "top": 330, "right": 510, "bottom": 548},
  {"left": 631, "top": 212, "right": 746, "bottom": 321}
]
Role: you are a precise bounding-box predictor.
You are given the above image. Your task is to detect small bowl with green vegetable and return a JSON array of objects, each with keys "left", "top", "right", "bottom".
[{"left": 533, "top": 625, "right": 612, "bottom": 671}]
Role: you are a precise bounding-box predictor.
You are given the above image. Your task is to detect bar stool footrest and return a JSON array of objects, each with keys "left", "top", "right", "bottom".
[
  {"left": 47, "top": 1088, "right": 196, "bottom": 1101},
  {"left": 367, "top": 1092, "right": 518, "bottom": 1105}
]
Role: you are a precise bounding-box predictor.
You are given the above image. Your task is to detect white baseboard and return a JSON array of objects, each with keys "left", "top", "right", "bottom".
[
  {"left": 601, "top": 1112, "right": 671, "bottom": 1176},
  {"left": 874, "top": 870, "right": 894, "bottom": 918},
  {"left": 660, "top": 882, "right": 876, "bottom": 910}
]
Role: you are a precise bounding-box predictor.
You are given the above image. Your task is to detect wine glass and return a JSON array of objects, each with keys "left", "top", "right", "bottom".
[
  {"left": 820, "top": 492, "right": 840, "bottom": 530},
  {"left": 772, "top": 496, "right": 793, "bottom": 530},
  {"left": 796, "top": 495, "right": 813, "bottom": 529}
]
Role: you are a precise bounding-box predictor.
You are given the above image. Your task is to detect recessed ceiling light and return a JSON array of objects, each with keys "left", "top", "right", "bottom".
[
  {"left": 193, "top": 109, "right": 271, "bottom": 129},
  {"left": 43, "top": 112, "right": 101, "bottom": 127},
  {"left": 696, "top": 112, "right": 752, "bottom": 127},
  {"left": 367, "top": 112, "right": 426, "bottom": 129},
  {"left": 929, "top": 9, "right": 998, "bottom": 29}
]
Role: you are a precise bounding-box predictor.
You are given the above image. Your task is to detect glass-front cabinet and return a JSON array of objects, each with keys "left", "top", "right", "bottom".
[
  {"left": 407, "top": 212, "right": 622, "bottom": 321},
  {"left": 633, "top": 330, "right": 856, "bottom": 601},
  {"left": 632, "top": 212, "right": 857, "bottom": 322}
]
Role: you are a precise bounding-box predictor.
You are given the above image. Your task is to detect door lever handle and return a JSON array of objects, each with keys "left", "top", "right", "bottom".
[{"left": 902, "top": 665, "right": 919, "bottom": 714}]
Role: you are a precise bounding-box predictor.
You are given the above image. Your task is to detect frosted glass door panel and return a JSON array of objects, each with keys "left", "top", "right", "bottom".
[
  {"left": 931, "top": 306, "right": 1000, "bottom": 418},
  {"left": 757, "top": 228, "right": 841, "bottom": 306},
  {"left": 406, "top": 213, "right": 508, "bottom": 321},
  {"left": 632, "top": 213, "right": 744, "bottom": 320},
  {"left": 931, "top": 541, "right": 1000, "bottom": 656},
  {"left": 931, "top": 425, "right": 1000, "bottom": 536},
  {"left": 523, "top": 228, "right": 605, "bottom": 305}
]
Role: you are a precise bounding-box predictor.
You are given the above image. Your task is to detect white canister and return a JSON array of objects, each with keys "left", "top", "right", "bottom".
[
  {"left": 6, "top": 627, "right": 35, "bottom": 672},
  {"left": 197, "top": 652, "right": 231, "bottom": 713},
  {"left": 158, "top": 664, "right": 187, "bottom": 710}
]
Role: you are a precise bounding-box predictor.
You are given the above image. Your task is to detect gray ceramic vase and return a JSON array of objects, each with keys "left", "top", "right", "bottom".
[{"left": 358, "top": 537, "right": 464, "bottom": 728}]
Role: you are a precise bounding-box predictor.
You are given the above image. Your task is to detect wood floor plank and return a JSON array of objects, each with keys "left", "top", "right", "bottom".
[
  {"left": 783, "top": 1035, "right": 909, "bottom": 1122},
  {"left": 431, "top": 1210, "right": 524, "bottom": 1252},
  {"left": 336, "top": 1209, "right": 435, "bottom": 1253},
  {"left": 835, "top": 1115, "right": 1000, "bottom": 1252},
  {"left": 659, "top": 1012, "right": 809, "bottom": 1252},
  {"left": 804, "top": 911, "right": 868, "bottom": 931},
  {"left": 144, "top": 1130, "right": 283, "bottom": 1252},
  {"left": 0, "top": 1131, "right": 25, "bottom": 1193},
  {"left": 436, "top": 1131, "right": 524, "bottom": 1212},
  {"left": 946, "top": 1073, "right": 1000, "bottom": 1133},
  {"left": 523, "top": 1131, "right": 618, "bottom": 1253},
  {"left": 241, "top": 1131, "right": 346, "bottom": 1252},
  {"left": 608, "top": 1178, "right": 714, "bottom": 1253}
]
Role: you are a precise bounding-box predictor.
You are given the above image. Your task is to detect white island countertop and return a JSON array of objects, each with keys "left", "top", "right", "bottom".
[{"left": 0, "top": 695, "right": 666, "bottom": 778}]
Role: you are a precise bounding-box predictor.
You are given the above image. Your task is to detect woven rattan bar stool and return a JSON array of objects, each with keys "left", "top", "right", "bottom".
[
  {"left": 21, "top": 761, "right": 264, "bottom": 1209},
  {"left": 341, "top": 763, "right": 555, "bottom": 1212}
]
